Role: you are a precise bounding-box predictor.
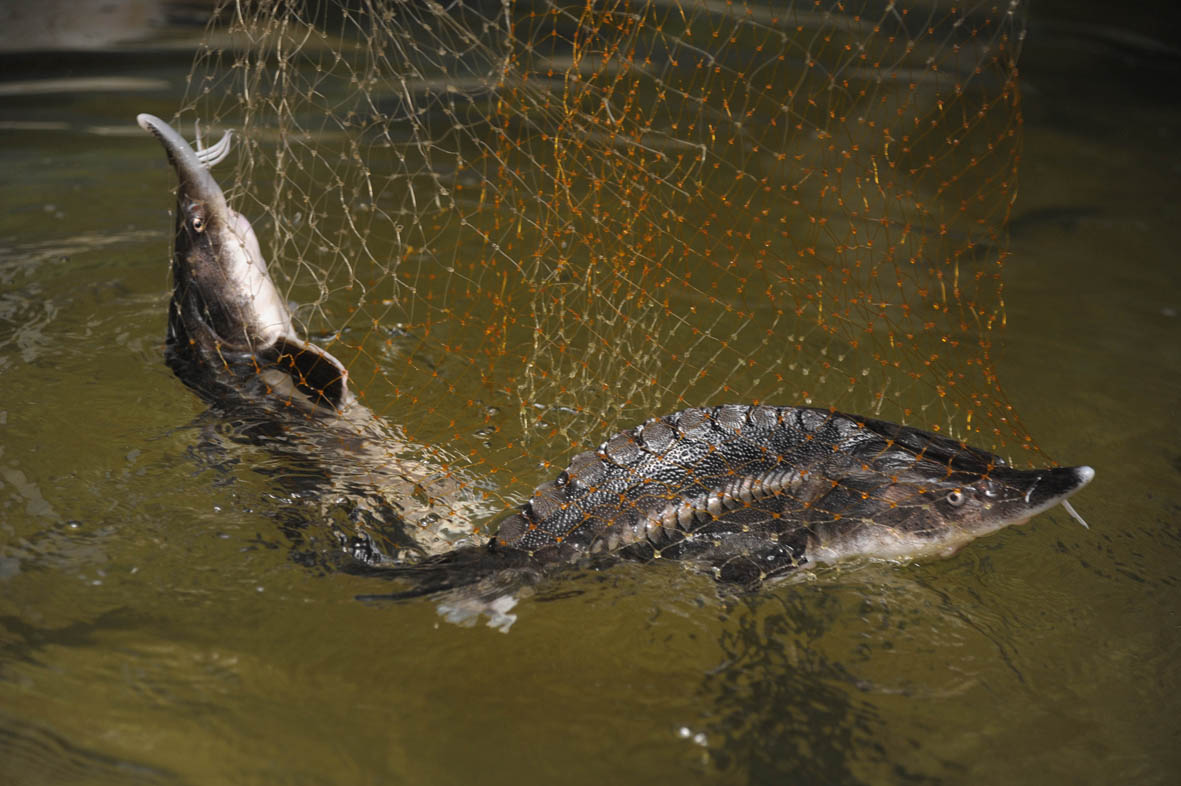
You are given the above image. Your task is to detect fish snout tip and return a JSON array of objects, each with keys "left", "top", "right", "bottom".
[{"left": 1015, "top": 463, "right": 1094, "bottom": 513}]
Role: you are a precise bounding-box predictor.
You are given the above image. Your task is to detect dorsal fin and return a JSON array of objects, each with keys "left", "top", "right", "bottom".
[{"left": 857, "top": 414, "right": 1006, "bottom": 470}]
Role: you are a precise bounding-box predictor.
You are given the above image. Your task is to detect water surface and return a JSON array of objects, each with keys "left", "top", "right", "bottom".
[{"left": 0, "top": 6, "right": 1178, "bottom": 785}]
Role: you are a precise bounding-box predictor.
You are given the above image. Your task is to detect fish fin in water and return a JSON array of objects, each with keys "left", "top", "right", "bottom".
[
  {"left": 355, "top": 546, "right": 540, "bottom": 632},
  {"left": 436, "top": 592, "right": 521, "bottom": 633}
]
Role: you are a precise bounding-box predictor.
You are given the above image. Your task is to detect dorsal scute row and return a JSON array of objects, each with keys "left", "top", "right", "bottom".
[{"left": 494, "top": 405, "right": 867, "bottom": 557}]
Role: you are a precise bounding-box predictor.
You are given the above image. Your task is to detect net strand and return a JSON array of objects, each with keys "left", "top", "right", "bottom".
[{"left": 176, "top": 0, "right": 1036, "bottom": 531}]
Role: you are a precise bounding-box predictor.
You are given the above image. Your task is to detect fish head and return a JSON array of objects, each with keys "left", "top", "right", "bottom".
[
  {"left": 808, "top": 430, "right": 1095, "bottom": 564},
  {"left": 139, "top": 113, "right": 351, "bottom": 411},
  {"left": 138, "top": 113, "right": 292, "bottom": 354}
]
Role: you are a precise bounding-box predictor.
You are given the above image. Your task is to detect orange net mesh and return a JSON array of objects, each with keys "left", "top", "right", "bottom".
[{"left": 176, "top": 0, "right": 1032, "bottom": 538}]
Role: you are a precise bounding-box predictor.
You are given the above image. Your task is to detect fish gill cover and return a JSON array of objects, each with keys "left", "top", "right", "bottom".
[{"left": 173, "top": 0, "right": 1030, "bottom": 542}]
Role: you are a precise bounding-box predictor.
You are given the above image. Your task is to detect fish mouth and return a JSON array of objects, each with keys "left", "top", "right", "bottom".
[{"left": 1016, "top": 465, "right": 1095, "bottom": 517}]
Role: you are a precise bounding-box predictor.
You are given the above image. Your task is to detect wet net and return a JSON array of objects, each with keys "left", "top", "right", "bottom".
[{"left": 174, "top": 0, "right": 1032, "bottom": 538}]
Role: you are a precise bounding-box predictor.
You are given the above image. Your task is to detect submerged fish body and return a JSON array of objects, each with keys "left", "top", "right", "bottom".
[{"left": 139, "top": 115, "right": 1095, "bottom": 605}]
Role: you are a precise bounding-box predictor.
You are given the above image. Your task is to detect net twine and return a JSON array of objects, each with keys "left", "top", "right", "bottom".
[{"left": 177, "top": 0, "right": 1032, "bottom": 534}]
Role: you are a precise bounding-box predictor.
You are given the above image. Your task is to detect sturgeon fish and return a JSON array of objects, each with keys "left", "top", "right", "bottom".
[
  {"left": 367, "top": 404, "right": 1093, "bottom": 610},
  {"left": 138, "top": 114, "right": 1095, "bottom": 612},
  {"left": 137, "top": 113, "right": 352, "bottom": 411},
  {"left": 138, "top": 113, "right": 495, "bottom": 559}
]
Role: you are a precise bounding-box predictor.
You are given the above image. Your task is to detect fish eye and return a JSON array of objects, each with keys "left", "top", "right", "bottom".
[{"left": 946, "top": 489, "right": 967, "bottom": 507}]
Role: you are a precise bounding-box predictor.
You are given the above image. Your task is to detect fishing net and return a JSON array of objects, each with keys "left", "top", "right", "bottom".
[{"left": 173, "top": 0, "right": 1032, "bottom": 538}]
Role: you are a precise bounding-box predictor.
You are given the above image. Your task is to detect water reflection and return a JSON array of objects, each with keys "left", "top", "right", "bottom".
[
  {"left": 692, "top": 584, "right": 917, "bottom": 783},
  {"left": 0, "top": 712, "right": 175, "bottom": 786}
]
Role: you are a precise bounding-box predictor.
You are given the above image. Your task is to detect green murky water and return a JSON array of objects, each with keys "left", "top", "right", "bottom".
[{"left": 1, "top": 8, "right": 1178, "bottom": 785}]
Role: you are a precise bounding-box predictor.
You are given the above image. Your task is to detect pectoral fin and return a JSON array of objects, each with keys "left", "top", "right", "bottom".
[{"left": 265, "top": 336, "right": 352, "bottom": 410}]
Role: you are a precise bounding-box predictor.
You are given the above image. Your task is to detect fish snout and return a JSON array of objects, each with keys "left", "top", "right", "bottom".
[{"left": 1022, "top": 465, "right": 1094, "bottom": 512}]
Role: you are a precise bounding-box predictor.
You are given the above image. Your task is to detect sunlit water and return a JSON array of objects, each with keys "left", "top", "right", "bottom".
[{"left": 1, "top": 9, "right": 1178, "bottom": 786}]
